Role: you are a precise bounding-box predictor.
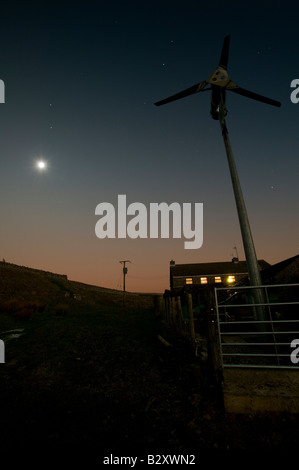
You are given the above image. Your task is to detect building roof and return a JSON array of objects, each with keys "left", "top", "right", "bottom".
[
  {"left": 261, "top": 254, "right": 299, "bottom": 283},
  {"left": 170, "top": 259, "right": 270, "bottom": 277}
]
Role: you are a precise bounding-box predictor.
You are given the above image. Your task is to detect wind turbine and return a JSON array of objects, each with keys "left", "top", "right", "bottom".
[
  {"left": 155, "top": 35, "right": 281, "bottom": 320},
  {"left": 155, "top": 35, "right": 280, "bottom": 116}
]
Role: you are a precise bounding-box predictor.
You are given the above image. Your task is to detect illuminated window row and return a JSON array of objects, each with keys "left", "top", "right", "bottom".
[{"left": 185, "top": 275, "right": 236, "bottom": 285}]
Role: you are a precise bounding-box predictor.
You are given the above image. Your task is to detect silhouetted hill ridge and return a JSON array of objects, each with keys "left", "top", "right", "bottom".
[{"left": 0, "top": 261, "right": 155, "bottom": 309}]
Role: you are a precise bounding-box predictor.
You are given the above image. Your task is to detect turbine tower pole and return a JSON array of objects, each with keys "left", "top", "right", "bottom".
[
  {"left": 218, "top": 97, "right": 265, "bottom": 321},
  {"left": 154, "top": 35, "right": 281, "bottom": 323}
]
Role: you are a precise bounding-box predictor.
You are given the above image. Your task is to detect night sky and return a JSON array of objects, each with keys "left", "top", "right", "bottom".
[{"left": 0, "top": 0, "right": 298, "bottom": 293}]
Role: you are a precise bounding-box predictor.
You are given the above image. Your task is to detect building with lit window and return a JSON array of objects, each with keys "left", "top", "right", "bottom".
[
  {"left": 166, "top": 256, "right": 298, "bottom": 322},
  {"left": 169, "top": 258, "right": 270, "bottom": 291}
]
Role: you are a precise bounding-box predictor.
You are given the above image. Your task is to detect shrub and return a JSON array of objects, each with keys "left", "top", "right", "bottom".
[
  {"left": 0, "top": 299, "right": 23, "bottom": 315},
  {"left": 36, "top": 302, "right": 46, "bottom": 313},
  {"left": 0, "top": 299, "right": 47, "bottom": 320},
  {"left": 55, "top": 303, "right": 69, "bottom": 316},
  {"left": 14, "top": 306, "right": 34, "bottom": 321}
]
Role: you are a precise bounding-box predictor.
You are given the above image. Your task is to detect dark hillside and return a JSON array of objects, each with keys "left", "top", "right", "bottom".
[
  {"left": 0, "top": 262, "right": 298, "bottom": 464},
  {"left": 0, "top": 261, "right": 155, "bottom": 323}
]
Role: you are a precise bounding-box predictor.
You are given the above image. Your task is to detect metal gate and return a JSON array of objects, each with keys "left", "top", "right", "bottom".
[{"left": 214, "top": 283, "right": 299, "bottom": 369}]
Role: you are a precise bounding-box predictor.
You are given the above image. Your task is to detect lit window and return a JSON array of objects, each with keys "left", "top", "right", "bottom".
[
  {"left": 186, "top": 278, "right": 193, "bottom": 285},
  {"left": 200, "top": 277, "right": 208, "bottom": 284},
  {"left": 227, "top": 275, "right": 235, "bottom": 283},
  {"left": 215, "top": 276, "right": 222, "bottom": 283}
]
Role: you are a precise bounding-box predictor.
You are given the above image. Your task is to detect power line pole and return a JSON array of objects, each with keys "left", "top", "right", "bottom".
[{"left": 119, "top": 260, "right": 131, "bottom": 305}]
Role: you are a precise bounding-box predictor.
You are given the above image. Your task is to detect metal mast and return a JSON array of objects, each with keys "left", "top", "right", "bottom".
[
  {"left": 218, "top": 96, "right": 262, "bottom": 287},
  {"left": 154, "top": 35, "right": 280, "bottom": 321},
  {"left": 218, "top": 96, "right": 265, "bottom": 320}
]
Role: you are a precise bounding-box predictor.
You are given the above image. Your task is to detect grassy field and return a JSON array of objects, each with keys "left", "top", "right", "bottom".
[{"left": 1, "top": 263, "right": 299, "bottom": 464}]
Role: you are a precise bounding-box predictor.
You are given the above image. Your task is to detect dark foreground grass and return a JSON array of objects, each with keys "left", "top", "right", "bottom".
[
  {"left": 0, "top": 302, "right": 204, "bottom": 461},
  {"left": 1, "top": 299, "right": 299, "bottom": 465}
]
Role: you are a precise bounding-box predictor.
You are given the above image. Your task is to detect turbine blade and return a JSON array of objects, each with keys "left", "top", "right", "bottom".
[
  {"left": 230, "top": 86, "right": 281, "bottom": 107},
  {"left": 155, "top": 81, "right": 207, "bottom": 106},
  {"left": 219, "top": 35, "right": 230, "bottom": 69}
]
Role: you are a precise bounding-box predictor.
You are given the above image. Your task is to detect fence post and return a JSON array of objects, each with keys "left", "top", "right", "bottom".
[
  {"left": 165, "top": 296, "right": 169, "bottom": 323},
  {"left": 187, "top": 293, "right": 196, "bottom": 344},
  {"left": 176, "top": 296, "right": 184, "bottom": 333},
  {"left": 167, "top": 297, "right": 171, "bottom": 324},
  {"left": 170, "top": 297, "right": 176, "bottom": 326},
  {"left": 205, "top": 288, "right": 222, "bottom": 385},
  {"left": 172, "top": 297, "right": 177, "bottom": 327}
]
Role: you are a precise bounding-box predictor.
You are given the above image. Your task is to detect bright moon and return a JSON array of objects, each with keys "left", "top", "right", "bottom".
[{"left": 37, "top": 160, "right": 47, "bottom": 170}]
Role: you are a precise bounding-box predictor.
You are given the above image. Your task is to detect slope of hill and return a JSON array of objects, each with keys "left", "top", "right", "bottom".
[
  {"left": 0, "top": 261, "right": 155, "bottom": 324},
  {"left": 1, "top": 261, "right": 298, "bottom": 460}
]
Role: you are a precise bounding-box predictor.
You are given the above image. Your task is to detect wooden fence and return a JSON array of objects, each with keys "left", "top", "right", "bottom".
[{"left": 156, "top": 289, "right": 222, "bottom": 384}]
